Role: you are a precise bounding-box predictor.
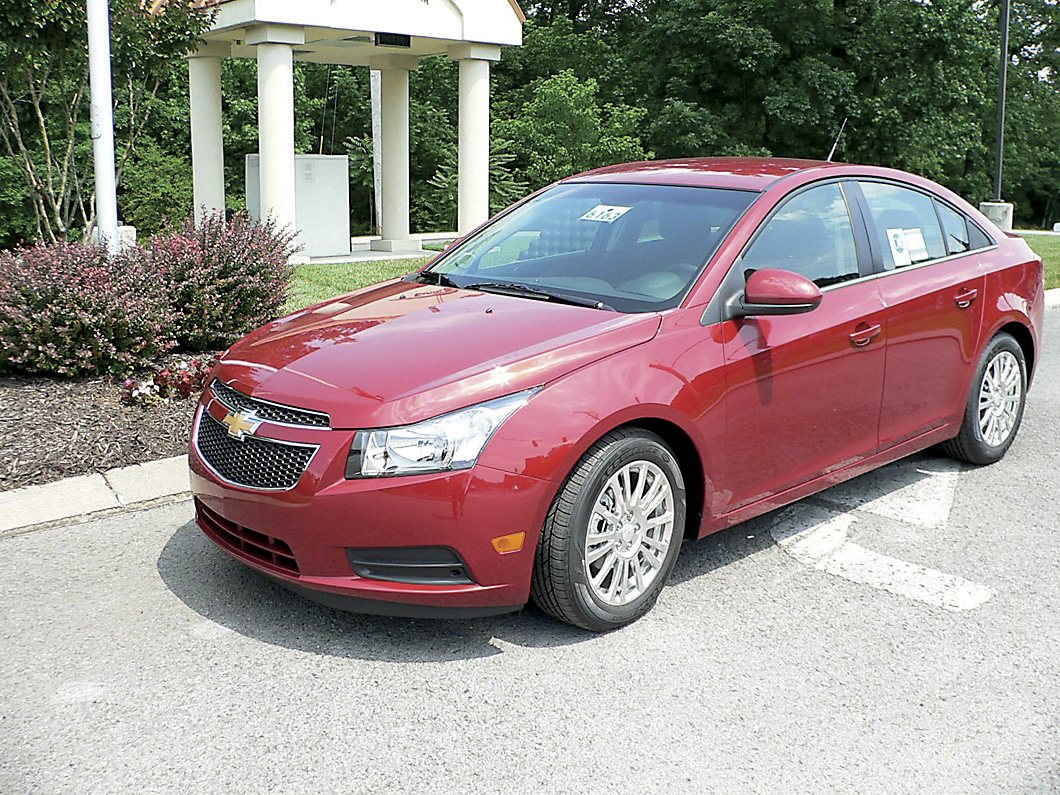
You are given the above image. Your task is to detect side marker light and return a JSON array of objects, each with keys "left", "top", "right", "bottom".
[{"left": 491, "top": 532, "right": 526, "bottom": 554}]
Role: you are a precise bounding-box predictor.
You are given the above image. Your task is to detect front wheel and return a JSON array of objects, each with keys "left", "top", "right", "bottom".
[
  {"left": 530, "top": 428, "right": 686, "bottom": 631},
  {"left": 942, "top": 332, "right": 1027, "bottom": 465}
]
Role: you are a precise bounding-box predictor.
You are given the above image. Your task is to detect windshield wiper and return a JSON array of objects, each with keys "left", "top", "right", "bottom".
[
  {"left": 462, "top": 281, "right": 619, "bottom": 309},
  {"left": 412, "top": 270, "right": 460, "bottom": 288},
  {"left": 463, "top": 281, "right": 615, "bottom": 311}
]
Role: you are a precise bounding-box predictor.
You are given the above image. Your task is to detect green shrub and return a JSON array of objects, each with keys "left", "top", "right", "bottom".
[
  {"left": 120, "top": 139, "right": 194, "bottom": 237},
  {"left": 152, "top": 211, "right": 298, "bottom": 351},
  {"left": 0, "top": 241, "right": 174, "bottom": 376}
]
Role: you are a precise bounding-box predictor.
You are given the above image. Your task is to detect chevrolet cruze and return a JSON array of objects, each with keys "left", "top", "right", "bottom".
[{"left": 189, "top": 158, "right": 1043, "bottom": 631}]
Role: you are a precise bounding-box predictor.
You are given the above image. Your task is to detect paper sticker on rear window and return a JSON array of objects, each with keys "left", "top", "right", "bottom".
[
  {"left": 886, "top": 228, "right": 912, "bottom": 267},
  {"left": 902, "top": 228, "right": 929, "bottom": 262},
  {"left": 580, "top": 204, "right": 632, "bottom": 223}
]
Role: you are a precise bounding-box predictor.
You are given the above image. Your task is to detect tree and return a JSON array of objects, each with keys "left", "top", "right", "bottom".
[
  {"left": 494, "top": 69, "right": 652, "bottom": 190},
  {"left": 0, "top": 0, "right": 212, "bottom": 242},
  {"left": 423, "top": 140, "right": 529, "bottom": 230}
]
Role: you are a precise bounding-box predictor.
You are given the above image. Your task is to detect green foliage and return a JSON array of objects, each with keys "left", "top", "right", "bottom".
[
  {"left": 0, "top": 0, "right": 213, "bottom": 241},
  {"left": 424, "top": 141, "right": 529, "bottom": 230},
  {"left": 0, "top": 156, "right": 35, "bottom": 248},
  {"left": 494, "top": 70, "right": 652, "bottom": 190},
  {"left": 7, "top": 0, "right": 1058, "bottom": 237},
  {"left": 120, "top": 138, "right": 193, "bottom": 236},
  {"left": 151, "top": 211, "right": 299, "bottom": 351},
  {"left": 494, "top": 16, "right": 622, "bottom": 111},
  {"left": 0, "top": 241, "right": 174, "bottom": 376}
]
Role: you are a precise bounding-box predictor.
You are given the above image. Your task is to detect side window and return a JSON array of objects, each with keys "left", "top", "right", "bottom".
[
  {"left": 935, "top": 200, "right": 971, "bottom": 255},
  {"left": 860, "top": 181, "right": 946, "bottom": 269},
  {"left": 740, "top": 183, "right": 860, "bottom": 287}
]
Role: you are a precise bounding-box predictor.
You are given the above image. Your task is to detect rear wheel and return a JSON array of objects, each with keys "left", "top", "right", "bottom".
[
  {"left": 941, "top": 332, "right": 1027, "bottom": 465},
  {"left": 530, "top": 428, "right": 686, "bottom": 631}
]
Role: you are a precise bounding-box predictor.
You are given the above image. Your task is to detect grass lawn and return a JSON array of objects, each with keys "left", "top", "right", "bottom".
[
  {"left": 286, "top": 257, "right": 430, "bottom": 313},
  {"left": 1021, "top": 235, "right": 1060, "bottom": 289}
]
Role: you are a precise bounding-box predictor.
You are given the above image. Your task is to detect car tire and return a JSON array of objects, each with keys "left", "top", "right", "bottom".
[
  {"left": 941, "top": 332, "right": 1027, "bottom": 465},
  {"left": 530, "top": 428, "right": 686, "bottom": 631}
]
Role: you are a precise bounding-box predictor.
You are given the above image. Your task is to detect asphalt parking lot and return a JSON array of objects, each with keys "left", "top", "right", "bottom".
[{"left": 2, "top": 312, "right": 1058, "bottom": 795}]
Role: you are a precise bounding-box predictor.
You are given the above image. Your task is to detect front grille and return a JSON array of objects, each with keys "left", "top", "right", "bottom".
[
  {"left": 196, "top": 410, "right": 317, "bottom": 491},
  {"left": 196, "top": 499, "right": 300, "bottom": 575},
  {"left": 210, "top": 379, "right": 330, "bottom": 428}
]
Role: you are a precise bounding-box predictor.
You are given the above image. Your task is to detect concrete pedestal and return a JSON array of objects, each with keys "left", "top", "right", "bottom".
[{"left": 979, "top": 201, "right": 1014, "bottom": 232}]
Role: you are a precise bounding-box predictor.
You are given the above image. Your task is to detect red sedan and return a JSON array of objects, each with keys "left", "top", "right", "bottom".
[{"left": 189, "top": 158, "right": 1043, "bottom": 631}]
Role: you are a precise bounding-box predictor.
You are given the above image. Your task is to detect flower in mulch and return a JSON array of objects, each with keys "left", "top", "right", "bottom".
[{"left": 120, "top": 358, "right": 216, "bottom": 407}]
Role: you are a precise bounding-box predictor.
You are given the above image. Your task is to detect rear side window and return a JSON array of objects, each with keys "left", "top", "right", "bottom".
[
  {"left": 936, "top": 200, "right": 971, "bottom": 255},
  {"left": 860, "top": 181, "right": 946, "bottom": 269}
]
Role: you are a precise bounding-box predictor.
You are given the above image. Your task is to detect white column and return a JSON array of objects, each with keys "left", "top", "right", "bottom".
[
  {"left": 449, "top": 44, "right": 501, "bottom": 235},
  {"left": 86, "top": 0, "right": 119, "bottom": 253},
  {"left": 370, "top": 69, "right": 383, "bottom": 234},
  {"left": 188, "top": 45, "right": 227, "bottom": 225},
  {"left": 248, "top": 25, "right": 304, "bottom": 244},
  {"left": 370, "top": 55, "right": 419, "bottom": 252}
]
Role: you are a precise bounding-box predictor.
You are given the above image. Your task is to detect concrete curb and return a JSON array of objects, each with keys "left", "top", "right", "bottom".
[
  {"left": 0, "top": 455, "right": 190, "bottom": 538},
  {"left": 1046, "top": 286, "right": 1060, "bottom": 310},
  {"left": 2, "top": 290, "right": 1058, "bottom": 537}
]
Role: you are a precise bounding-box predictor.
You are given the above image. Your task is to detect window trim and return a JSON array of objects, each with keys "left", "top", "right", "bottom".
[
  {"left": 700, "top": 177, "right": 871, "bottom": 326},
  {"left": 847, "top": 178, "right": 997, "bottom": 278}
]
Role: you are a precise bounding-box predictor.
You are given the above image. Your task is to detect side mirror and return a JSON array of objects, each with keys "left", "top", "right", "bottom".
[{"left": 729, "top": 268, "right": 822, "bottom": 318}]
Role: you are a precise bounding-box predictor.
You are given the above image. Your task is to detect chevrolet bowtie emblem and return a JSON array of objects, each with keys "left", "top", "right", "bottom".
[{"left": 222, "top": 409, "right": 263, "bottom": 440}]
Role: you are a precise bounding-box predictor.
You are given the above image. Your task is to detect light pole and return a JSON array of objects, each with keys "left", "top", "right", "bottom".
[
  {"left": 993, "top": 0, "right": 1011, "bottom": 203},
  {"left": 86, "top": 0, "right": 120, "bottom": 254}
]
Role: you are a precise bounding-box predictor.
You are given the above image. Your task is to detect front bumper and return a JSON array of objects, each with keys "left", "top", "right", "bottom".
[{"left": 189, "top": 400, "right": 555, "bottom": 617}]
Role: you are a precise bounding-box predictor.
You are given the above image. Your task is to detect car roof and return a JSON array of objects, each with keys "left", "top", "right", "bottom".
[{"left": 568, "top": 157, "right": 851, "bottom": 191}]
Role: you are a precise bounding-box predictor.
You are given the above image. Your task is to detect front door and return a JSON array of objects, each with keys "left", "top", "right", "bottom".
[{"left": 715, "top": 182, "right": 886, "bottom": 512}]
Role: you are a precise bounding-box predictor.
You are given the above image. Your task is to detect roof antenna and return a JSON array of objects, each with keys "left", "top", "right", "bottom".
[{"left": 827, "top": 117, "right": 848, "bottom": 162}]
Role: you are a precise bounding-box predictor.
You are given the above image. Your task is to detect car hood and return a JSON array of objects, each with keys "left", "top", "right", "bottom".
[{"left": 216, "top": 280, "right": 661, "bottom": 428}]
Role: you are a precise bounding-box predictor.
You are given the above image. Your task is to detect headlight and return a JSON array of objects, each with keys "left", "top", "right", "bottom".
[{"left": 345, "top": 389, "right": 538, "bottom": 478}]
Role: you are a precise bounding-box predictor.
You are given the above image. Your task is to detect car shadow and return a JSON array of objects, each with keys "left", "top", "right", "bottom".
[
  {"left": 670, "top": 451, "right": 963, "bottom": 585},
  {"left": 157, "top": 519, "right": 591, "bottom": 662},
  {"left": 157, "top": 452, "right": 958, "bottom": 662}
]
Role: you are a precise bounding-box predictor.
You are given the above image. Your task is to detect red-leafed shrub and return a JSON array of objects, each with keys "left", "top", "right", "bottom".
[
  {"left": 152, "top": 210, "right": 298, "bottom": 351},
  {"left": 0, "top": 241, "right": 174, "bottom": 376}
]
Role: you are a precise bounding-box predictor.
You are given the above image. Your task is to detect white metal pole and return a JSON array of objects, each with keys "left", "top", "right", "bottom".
[{"left": 86, "top": 0, "right": 120, "bottom": 254}]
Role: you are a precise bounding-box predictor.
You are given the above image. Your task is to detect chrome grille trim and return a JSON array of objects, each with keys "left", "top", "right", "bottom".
[
  {"left": 209, "top": 379, "right": 331, "bottom": 429},
  {"left": 194, "top": 408, "right": 319, "bottom": 492}
]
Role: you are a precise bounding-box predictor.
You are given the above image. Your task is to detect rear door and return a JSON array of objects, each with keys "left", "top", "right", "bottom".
[
  {"left": 854, "top": 181, "right": 987, "bottom": 448},
  {"left": 715, "top": 181, "right": 886, "bottom": 511}
]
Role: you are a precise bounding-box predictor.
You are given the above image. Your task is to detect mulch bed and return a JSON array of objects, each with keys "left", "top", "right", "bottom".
[{"left": 1, "top": 372, "right": 200, "bottom": 492}]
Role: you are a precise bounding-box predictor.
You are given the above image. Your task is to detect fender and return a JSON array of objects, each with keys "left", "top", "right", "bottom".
[{"left": 477, "top": 307, "right": 728, "bottom": 541}]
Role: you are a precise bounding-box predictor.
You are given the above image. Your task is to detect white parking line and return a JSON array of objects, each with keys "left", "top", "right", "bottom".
[{"left": 770, "top": 457, "right": 995, "bottom": 611}]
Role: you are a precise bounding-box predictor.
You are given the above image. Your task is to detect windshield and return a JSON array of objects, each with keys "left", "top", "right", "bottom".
[{"left": 414, "top": 182, "right": 757, "bottom": 313}]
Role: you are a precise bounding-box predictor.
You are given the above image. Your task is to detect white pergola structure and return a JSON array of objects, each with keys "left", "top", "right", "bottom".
[{"left": 187, "top": 0, "right": 524, "bottom": 252}]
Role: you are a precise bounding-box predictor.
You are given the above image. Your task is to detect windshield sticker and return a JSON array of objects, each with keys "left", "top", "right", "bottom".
[
  {"left": 580, "top": 204, "right": 632, "bottom": 223},
  {"left": 886, "top": 227, "right": 913, "bottom": 267}
]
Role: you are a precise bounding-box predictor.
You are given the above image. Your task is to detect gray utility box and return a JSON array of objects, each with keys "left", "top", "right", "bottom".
[{"left": 246, "top": 154, "right": 351, "bottom": 258}]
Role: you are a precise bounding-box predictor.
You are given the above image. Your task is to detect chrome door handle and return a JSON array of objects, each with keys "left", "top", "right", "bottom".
[
  {"left": 955, "top": 287, "right": 979, "bottom": 309},
  {"left": 849, "top": 323, "right": 882, "bottom": 347}
]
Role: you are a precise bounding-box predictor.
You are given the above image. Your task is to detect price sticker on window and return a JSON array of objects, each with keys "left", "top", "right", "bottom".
[
  {"left": 886, "top": 228, "right": 912, "bottom": 267},
  {"left": 579, "top": 204, "right": 632, "bottom": 223}
]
